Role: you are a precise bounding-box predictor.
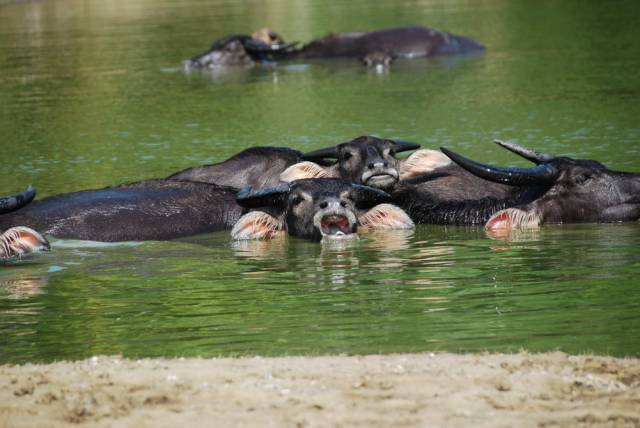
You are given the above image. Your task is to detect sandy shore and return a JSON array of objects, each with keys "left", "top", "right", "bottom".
[{"left": 1, "top": 352, "right": 639, "bottom": 428}]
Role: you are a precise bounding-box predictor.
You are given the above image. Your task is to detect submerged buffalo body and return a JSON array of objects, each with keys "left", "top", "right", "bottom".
[
  {"left": 1, "top": 176, "right": 413, "bottom": 255},
  {"left": 392, "top": 141, "right": 640, "bottom": 230},
  {"left": 168, "top": 147, "right": 305, "bottom": 189},
  {"left": 184, "top": 26, "right": 484, "bottom": 69},
  {"left": 233, "top": 178, "right": 414, "bottom": 241},
  {"left": 0, "top": 180, "right": 243, "bottom": 242},
  {"left": 292, "top": 26, "right": 485, "bottom": 65},
  {"left": 1, "top": 186, "right": 50, "bottom": 261}
]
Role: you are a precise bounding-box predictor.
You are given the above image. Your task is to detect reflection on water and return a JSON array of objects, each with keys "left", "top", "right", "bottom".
[
  {"left": 0, "top": 275, "right": 48, "bottom": 300},
  {"left": 1, "top": 223, "right": 640, "bottom": 362},
  {"left": 1, "top": 0, "right": 640, "bottom": 362},
  {"left": 486, "top": 227, "right": 542, "bottom": 243}
]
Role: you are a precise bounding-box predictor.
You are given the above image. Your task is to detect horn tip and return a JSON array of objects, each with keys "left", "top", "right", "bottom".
[{"left": 236, "top": 186, "right": 255, "bottom": 199}]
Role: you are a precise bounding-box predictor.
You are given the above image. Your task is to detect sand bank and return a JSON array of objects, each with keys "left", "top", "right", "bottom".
[{"left": 1, "top": 352, "right": 639, "bottom": 427}]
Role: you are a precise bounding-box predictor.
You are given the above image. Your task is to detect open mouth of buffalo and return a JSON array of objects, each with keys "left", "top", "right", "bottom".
[
  {"left": 319, "top": 214, "right": 354, "bottom": 237},
  {"left": 365, "top": 173, "right": 398, "bottom": 185}
]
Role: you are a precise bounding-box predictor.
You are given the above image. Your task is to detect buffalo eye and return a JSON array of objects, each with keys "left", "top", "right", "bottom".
[
  {"left": 575, "top": 173, "right": 593, "bottom": 185},
  {"left": 342, "top": 151, "right": 353, "bottom": 161},
  {"left": 291, "top": 195, "right": 304, "bottom": 206}
]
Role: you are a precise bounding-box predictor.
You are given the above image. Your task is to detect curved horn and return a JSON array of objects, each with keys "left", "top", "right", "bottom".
[
  {"left": 244, "top": 40, "right": 299, "bottom": 53},
  {"left": 0, "top": 185, "right": 36, "bottom": 214},
  {"left": 494, "top": 140, "right": 554, "bottom": 165},
  {"left": 351, "top": 184, "right": 392, "bottom": 208},
  {"left": 301, "top": 145, "right": 339, "bottom": 160},
  {"left": 209, "top": 34, "right": 249, "bottom": 51},
  {"left": 236, "top": 183, "right": 291, "bottom": 209},
  {"left": 392, "top": 140, "right": 421, "bottom": 153},
  {"left": 440, "top": 148, "right": 558, "bottom": 186}
]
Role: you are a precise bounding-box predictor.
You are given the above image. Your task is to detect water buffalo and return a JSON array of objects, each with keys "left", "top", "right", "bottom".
[
  {"left": 183, "top": 29, "right": 298, "bottom": 69},
  {"left": 184, "top": 25, "right": 484, "bottom": 69},
  {"left": 1, "top": 177, "right": 412, "bottom": 246},
  {"left": 232, "top": 178, "right": 414, "bottom": 241},
  {"left": 167, "top": 136, "right": 426, "bottom": 191},
  {"left": 292, "top": 135, "right": 511, "bottom": 201},
  {"left": 291, "top": 26, "right": 485, "bottom": 64},
  {"left": 168, "top": 147, "right": 305, "bottom": 189},
  {"left": 1, "top": 186, "right": 50, "bottom": 261},
  {"left": 392, "top": 140, "right": 640, "bottom": 230},
  {"left": 0, "top": 180, "right": 243, "bottom": 242}
]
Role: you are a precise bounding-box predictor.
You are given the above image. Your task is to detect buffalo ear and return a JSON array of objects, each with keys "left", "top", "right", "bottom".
[
  {"left": 358, "top": 204, "right": 414, "bottom": 230},
  {"left": 1, "top": 226, "right": 50, "bottom": 260},
  {"left": 399, "top": 149, "right": 451, "bottom": 180},
  {"left": 231, "top": 211, "right": 286, "bottom": 240},
  {"left": 279, "top": 162, "right": 334, "bottom": 183},
  {"left": 236, "top": 184, "right": 291, "bottom": 209},
  {"left": 351, "top": 184, "right": 392, "bottom": 209}
]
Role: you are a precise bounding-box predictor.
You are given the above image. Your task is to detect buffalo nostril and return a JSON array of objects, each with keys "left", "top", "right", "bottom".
[
  {"left": 368, "top": 163, "right": 375, "bottom": 169},
  {"left": 383, "top": 161, "right": 388, "bottom": 167},
  {"left": 340, "top": 201, "right": 347, "bottom": 207},
  {"left": 319, "top": 201, "right": 328, "bottom": 209}
]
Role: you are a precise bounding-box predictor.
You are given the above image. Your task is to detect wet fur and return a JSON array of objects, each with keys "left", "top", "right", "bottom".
[
  {"left": 0, "top": 180, "right": 243, "bottom": 242},
  {"left": 169, "top": 147, "right": 304, "bottom": 189}
]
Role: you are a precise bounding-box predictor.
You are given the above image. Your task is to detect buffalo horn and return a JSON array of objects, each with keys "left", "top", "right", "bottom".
[
  {"left": 351, "top": 184, "right": 392, "bottom": 209},
  {"left": 494, "top": 140, "right": 554, "bottom": 165},
  {"left": 244, "top": 40, "right": 299, "bottom": 53},
  {"left": 440, "top": 148, "right": 558, "bottom": 186},
  {"left": 392, "top": 140, "right": 421, "bottom": 153},
  {"left": 0, "top": 185, "right": 36, "bottom": 214},
  {"left": 236, "top": 183, "right": 291, "bottom": 209},
  {"left": 301, "top": 145, "right": 339, "bottom": 160},
  {"left": 209, "top": 35, "right": 246, "bottom": 51}
]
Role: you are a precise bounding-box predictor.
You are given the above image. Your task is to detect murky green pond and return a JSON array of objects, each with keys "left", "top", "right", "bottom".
[{"left": 1, "top": 0, "right": 639, "bottom": 363}]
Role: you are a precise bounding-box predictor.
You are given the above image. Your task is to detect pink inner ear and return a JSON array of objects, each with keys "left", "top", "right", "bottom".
[
  {"left": 13, "top": 230, "right": 41, "bottom": 248},
  {"left": 231, "top": 212, "right": 285, "bottom": 240},
  {"left": 485, "top": 211, "right": 513, "bottom": 231},
  {"left": 359, "top": 204, "right": 414, "bottom": 230},
  {"left": 1, "top": 227, "right": 49, "bottom": 259}
]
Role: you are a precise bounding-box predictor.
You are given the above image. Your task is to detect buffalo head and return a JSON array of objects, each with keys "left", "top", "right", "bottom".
[
  {"left": 232, "top": 178, "right": 414, "bottom": 241},
  {"left": 183, "top": 29, "right": 298, "bottom": 69},
  {"left": 361, "top": 52, "right": 395, "bottom": 69},
  {"left": 280, "top": 135, "right": 452, "bottom": 190},
  {"left": 441, "top": 140, "right": 640, "bottom": 231}
]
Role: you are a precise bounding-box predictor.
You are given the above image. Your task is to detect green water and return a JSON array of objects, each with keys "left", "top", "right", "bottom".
[{"left": 1, "top": 0, "right": 639, "bottom": 363}]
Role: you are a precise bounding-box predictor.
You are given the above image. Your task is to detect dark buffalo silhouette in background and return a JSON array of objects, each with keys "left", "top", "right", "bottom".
[
  {"left": 291, "top": 26, "right": 485, "bottom": 67},
  {"left": 183, "top": 28, "right": 297, "bottom": 69},
  {"left": 183, "top": 25, "right": 485, "bottom": 69}
]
